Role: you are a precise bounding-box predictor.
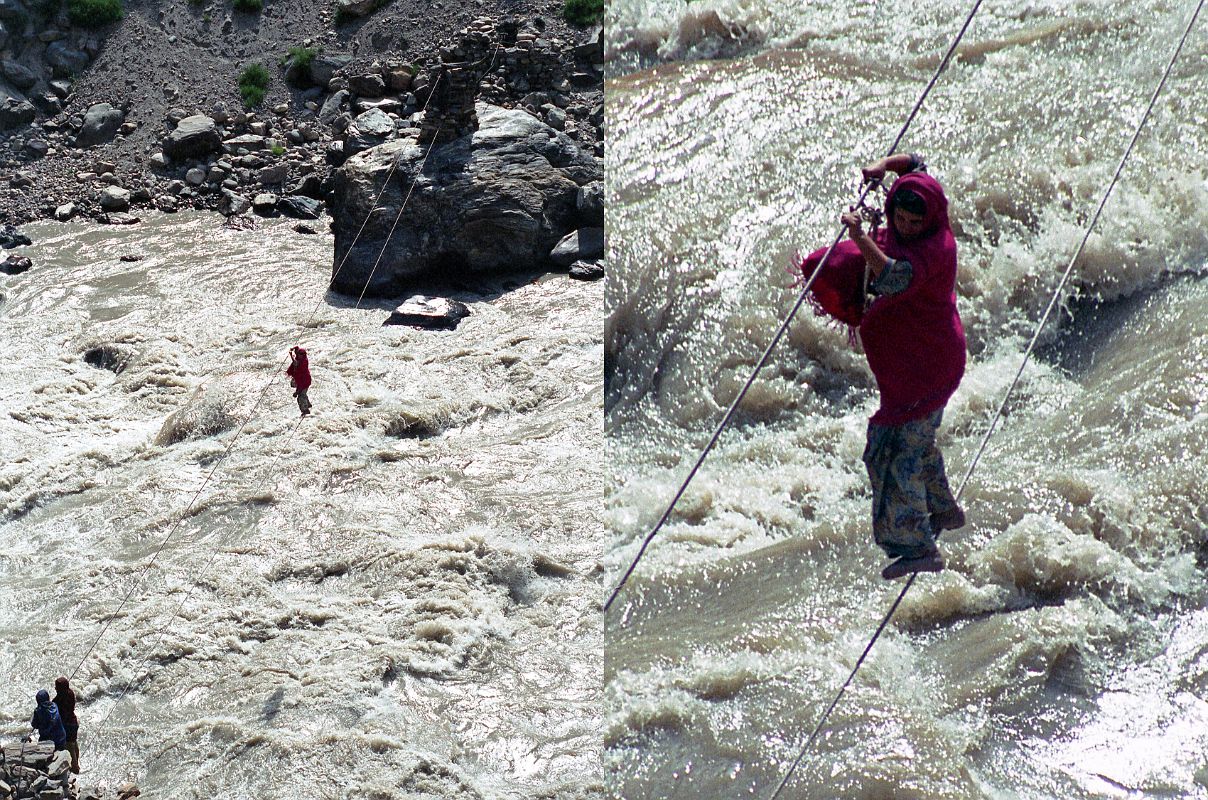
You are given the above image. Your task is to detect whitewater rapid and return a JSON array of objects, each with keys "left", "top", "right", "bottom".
[{"left": 0, "top": 212, "right": 604, "bottom": 799}]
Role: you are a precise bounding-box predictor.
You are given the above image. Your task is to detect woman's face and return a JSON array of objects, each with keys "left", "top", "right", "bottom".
[{"left": 893, "top": 206, "right": 927, "bottom": 239}]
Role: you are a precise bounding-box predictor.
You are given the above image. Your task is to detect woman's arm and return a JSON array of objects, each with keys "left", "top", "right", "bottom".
[
  {"left": 841, "top": 211, "right": 889, "bottom": 278},
  {"left": 861, "top": 153, "right": 920, "bottom": 183}
]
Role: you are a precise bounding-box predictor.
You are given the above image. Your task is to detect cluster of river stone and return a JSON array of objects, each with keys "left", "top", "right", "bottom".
[
  {"left": 0, "top": 14, "right": 603, "bottom": 226},
  {"left": 0, "top": 741, "right": 139, "bottom": 800}
]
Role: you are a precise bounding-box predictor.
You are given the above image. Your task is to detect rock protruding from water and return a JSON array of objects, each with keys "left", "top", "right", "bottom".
[
  {"left": 1, "top": 254, "right": 32, "bottom": 274},
  {"left": 384, "top": 295, "right": 471, "bottom": 329},
  {"left": 549, "top": 227, "right": 603, "bottom": 266},
  {"left": 1, "top": 224, "right": 30, "bottom": 248},
  {"left": 330, "top": 103, "right": 600, "bottom": 296}
]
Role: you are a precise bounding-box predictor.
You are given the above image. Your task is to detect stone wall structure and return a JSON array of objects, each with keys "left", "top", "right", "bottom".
[{"left": 417, "top": 20, "right": 497, "bottom": 145}]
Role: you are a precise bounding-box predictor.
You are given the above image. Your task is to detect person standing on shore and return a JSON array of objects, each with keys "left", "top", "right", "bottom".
[
  {"left": 802, "top": 153, "right": 967, "bottom": 579},
  {"left": 30, "top": 689, "right": 66, "bottom": 751},
  {"left": 54, "top": 676, "right": 81, "bottom": 773}
]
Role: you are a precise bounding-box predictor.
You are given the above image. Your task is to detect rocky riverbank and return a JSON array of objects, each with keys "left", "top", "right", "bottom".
[
  {"left": 0, "top": 740, "right": 139, "bottom": 800},
  {"left": 0, "top": 0, "right": 603, "bottom": 229}
]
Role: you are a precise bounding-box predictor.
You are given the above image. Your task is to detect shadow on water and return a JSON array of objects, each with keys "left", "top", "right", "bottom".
[
  {"left": 1037, "top": 272, "right": 1208, "bottom": 377},
  {"left": 322, "top": 265, "right": 555, "bottom": 312},
  {"left": 262, "top": 687, "right": 285, "bottom": 723}
]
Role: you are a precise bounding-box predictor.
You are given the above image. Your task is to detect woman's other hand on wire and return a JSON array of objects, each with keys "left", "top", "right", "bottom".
[{"left": 841, "top": 210, "right": 865, "bottom": 240}]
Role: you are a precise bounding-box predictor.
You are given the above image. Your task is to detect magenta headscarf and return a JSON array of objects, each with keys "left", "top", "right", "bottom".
[{"left": 801, "top": 171, "right": 966, "bottom": 425}]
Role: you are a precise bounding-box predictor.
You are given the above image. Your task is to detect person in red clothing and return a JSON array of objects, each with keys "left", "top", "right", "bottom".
[
  {"left": 286, "top": 346, "right": 312, "bottom": 416},
  {"left": 53, "top": 676, "right": 80, "bottom": 773},
  {"left": 802, "top": 153, "right": 967, "bottom": 579}
]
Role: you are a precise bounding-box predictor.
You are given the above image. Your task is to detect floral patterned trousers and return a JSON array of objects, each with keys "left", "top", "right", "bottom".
[{"left": 862, "top": 408, "right": 958, "bottom": 559}]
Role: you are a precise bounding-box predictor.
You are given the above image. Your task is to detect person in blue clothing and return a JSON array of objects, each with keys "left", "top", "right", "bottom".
[{"left": 30, "top": 689, "right": 67, "bottom": 750}]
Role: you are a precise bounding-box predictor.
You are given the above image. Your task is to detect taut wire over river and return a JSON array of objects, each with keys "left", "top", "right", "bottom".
[
  {"left": 0, "top": 213, "right": 604, "bottom": 798},
  {"left": 605, "top": 1, "right": 1208, "bottom": 798}
]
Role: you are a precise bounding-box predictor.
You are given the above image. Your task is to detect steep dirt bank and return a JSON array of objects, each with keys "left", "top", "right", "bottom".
[{"left": 0, "top": 0, "right": 603, "bottom": 224}]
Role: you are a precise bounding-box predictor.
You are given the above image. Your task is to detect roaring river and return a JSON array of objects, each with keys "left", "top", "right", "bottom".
[
  {"left": 0, "top": 212, "right": 604, "bottom": 799},
  {"left": 605, "top": 1, "right": 1208, "bottom": 798}
]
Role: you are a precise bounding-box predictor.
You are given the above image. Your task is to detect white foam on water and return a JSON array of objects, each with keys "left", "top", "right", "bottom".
[{"left": 0, "top": 212, "right": 603, "bottom": 797}]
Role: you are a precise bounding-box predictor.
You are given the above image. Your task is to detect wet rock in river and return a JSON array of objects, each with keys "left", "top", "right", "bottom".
[
  {"left": 278, "top": 195, "right": 322, "bottom": 219},
  {"left": 1, "top": 224, "right": 31, "bottom": 248},
  {"left": 549, "top": 226, "right": 603, "bottom": 266},
  {"left": 384, "top": 295, "right": 471, "bottom": 330},
  {"left": 1, "top": 254, "right": 31, "bottom": 274},
  {"left": 568, "top": 259, "right": 604, "bottom": 281}
]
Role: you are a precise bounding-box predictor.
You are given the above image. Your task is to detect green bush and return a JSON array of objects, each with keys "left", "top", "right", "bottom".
[
  {"left": 238, "top": 63, "right": 270, "bottom": 108},
  {"left": 563, "top": 0, "right": 602, "bottom": 26},
  {"left": 67, "top": 0, "right": 123, "bottom": 27},
  {"left": 232, "top": 0, "right": 262, "bottom": 11},
  {"left": 270, "top": 143, "right": 285, "bottom": 156},
  {"left": 285, "top": 45, "right": 318, "bottom": 70}
]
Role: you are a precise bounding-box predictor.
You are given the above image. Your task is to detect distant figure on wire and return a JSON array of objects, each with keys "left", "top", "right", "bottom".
[
  {"left": 286, "top": 346, "right": 312, "bottom": 416},
  {"left": 30, "top": 688, "right": 66, "bottom": 751},
  {"left": 54, "top": 676, "right": 81, "bottom": 773},
  {"left": 801, "top": 153, "right": 967, "bottom": 580}
]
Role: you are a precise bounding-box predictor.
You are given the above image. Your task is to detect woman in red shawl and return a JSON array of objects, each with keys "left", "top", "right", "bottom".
[
  {"left": 286, "top": 346, "right": 313, "bottom": 416},
  {"left": 804, "top": 153, "right": 967, "bottom": 579}
]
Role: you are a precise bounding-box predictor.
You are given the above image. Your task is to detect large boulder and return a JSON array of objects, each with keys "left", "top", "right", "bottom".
[
  {"left": 343, "top": 108, "right": 394, "bottom": 158},
  {"left": 576, "top": 181, "right": 603, "bottom": 227},
  {"left": 0, "top": 96, "right": 34, "bottom": 130},
  {"left": 384, "top": 295, "right": 470, "bottom": 329},
  {"left": 309, "top": 54, "right": 351, "bottom": 87},
  {"left": 330, "top": 103, "right": 601, "bottom": 296},
  {"left": 99, "top": 186, "right": 130, "bottom": 212},
  {"left": 163, "top": 114, "right": 222, "bottom": 160},
  {"left": 335, "top": 0, "right": 378, "bottom": 18},
  {"left": 278, "top": 195, "right": 322, "bottom": 219},
  {"left": 0, "top": 60, "right": 36, "bottom": 90},
  {"left": 318, "top": 89, "right": 349, "bottom": 124},
  {"left": 0, "top": 0, "right": 27, "bottom": 24},
  {"left": 75, "top": 102, "right": 124, "bottom": 148},
  {"left": 550, "top": 227, "right": 604, "bottom": 266},
  {"left": 45, "top": 41, "right": 89, "bottom": 77}
]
